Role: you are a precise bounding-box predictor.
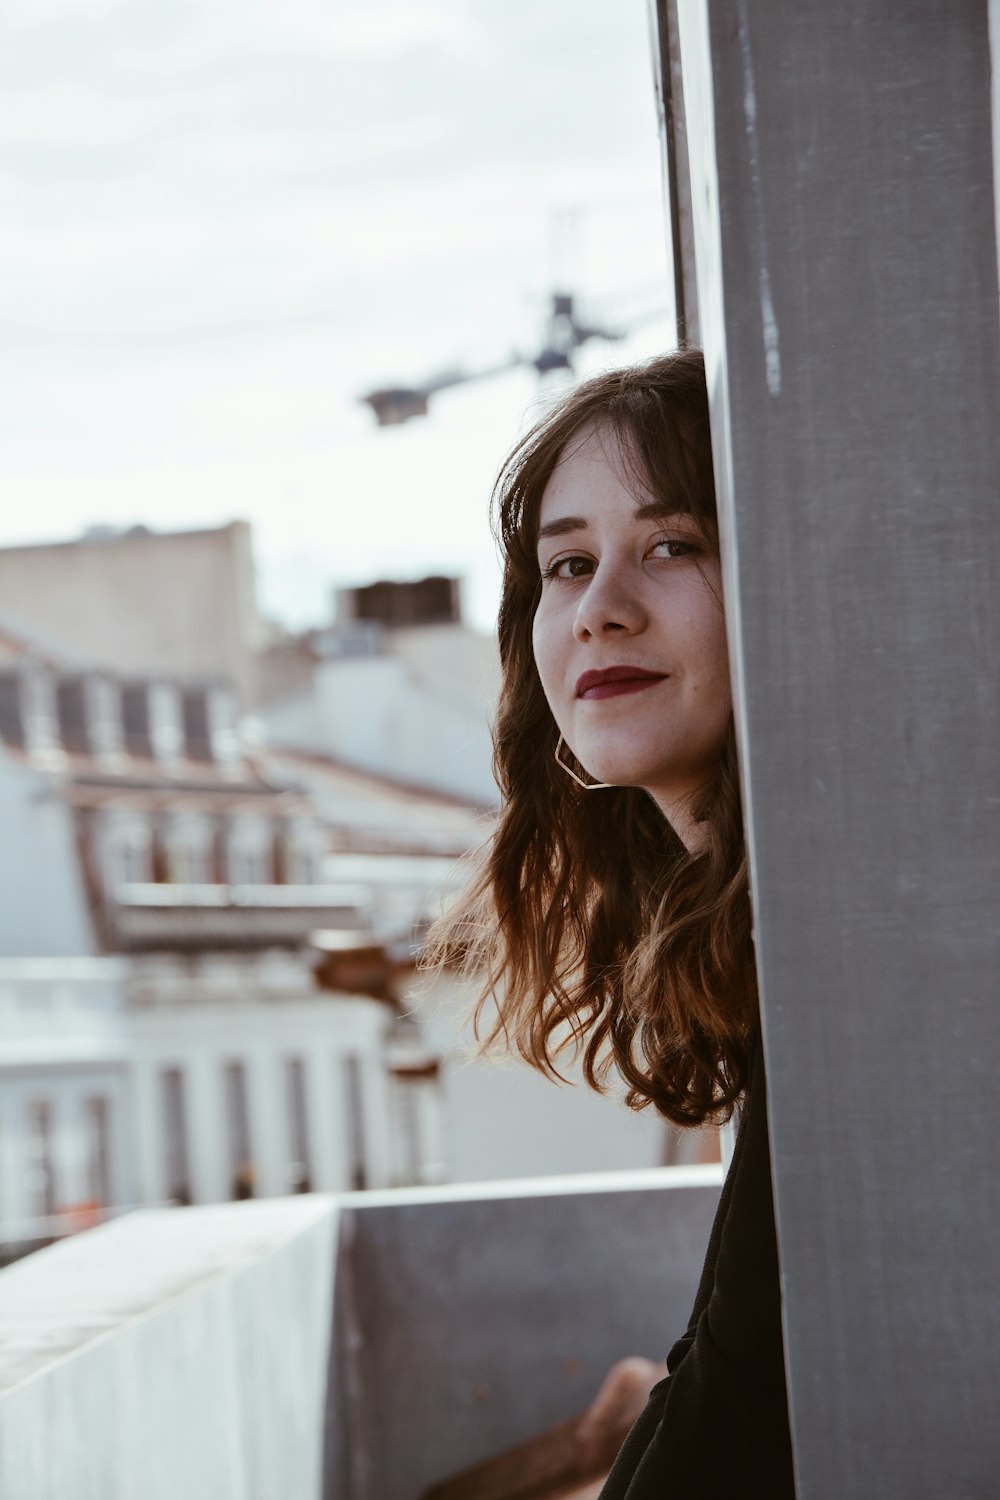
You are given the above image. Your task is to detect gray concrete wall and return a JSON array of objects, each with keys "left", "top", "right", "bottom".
[
  {"left": 673, "top": 2, "right": 1000, "bottom": 1494},
  {"left": 328, "top": 1170, "right": 721, "bottom": 1499},
  {"left": 0, "top": 1170, "right": 721, "bottom": 1500}
]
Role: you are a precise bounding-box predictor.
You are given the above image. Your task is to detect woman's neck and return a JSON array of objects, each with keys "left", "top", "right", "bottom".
[{"left": 647, "top": 786, "right": 708, "bottom": 854}]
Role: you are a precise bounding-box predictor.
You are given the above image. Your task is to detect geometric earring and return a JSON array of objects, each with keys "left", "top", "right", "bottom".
[{"left": 554, "top": 734, "right": 615, "bottom": 790}]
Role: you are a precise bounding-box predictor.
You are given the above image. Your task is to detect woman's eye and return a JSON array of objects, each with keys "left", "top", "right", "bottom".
[
  {"left": 650, "top": 537, "right": 698, "bottom": 560},
  {"left": 542, "top": 554, "right": 593, "bottom": 580}
]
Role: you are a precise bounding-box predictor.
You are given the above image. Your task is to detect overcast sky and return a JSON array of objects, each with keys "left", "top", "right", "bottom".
[{"left": 1, "top": 0, "right": 677, "bottom": 633}]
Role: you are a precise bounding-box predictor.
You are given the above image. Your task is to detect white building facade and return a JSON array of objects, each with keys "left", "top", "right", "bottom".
[
  {"left": 259, "top": 578, "right": 501, "bottom": 807},
  {"left": 0, "top": 958, "right": 131, "bottom": 1253},
  {"left": 0, "top": 620, "right": 450, "bottom": 1260}
]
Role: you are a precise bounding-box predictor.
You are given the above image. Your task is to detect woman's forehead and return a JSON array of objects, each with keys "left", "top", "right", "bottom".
[
  {"left": 543, "top": 423, "right": 648, "bottom": 506},
  {"left": 538, "top": 422, "right": 676, "bottom": 531}
]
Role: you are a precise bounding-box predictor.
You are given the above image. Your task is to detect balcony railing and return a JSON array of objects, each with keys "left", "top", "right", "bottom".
[{"left": 105, "top": 882, "right": 371, "bottom": 950}]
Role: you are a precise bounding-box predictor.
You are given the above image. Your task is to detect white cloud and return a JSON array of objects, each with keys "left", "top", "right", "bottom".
[
  {"left": 1, "top": 0, "right": 120, "bottom": 24},
  {"left": 0, "top": 0, "right": 674, "bottom": 637}
]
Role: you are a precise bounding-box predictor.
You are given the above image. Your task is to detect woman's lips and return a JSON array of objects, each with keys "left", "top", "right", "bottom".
[{"left": 575, "top": 667, "right": 667, "bottom": 701}]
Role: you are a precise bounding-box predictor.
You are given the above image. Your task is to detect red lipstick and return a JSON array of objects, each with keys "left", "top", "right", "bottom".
[{"left": 575, "top": 666, "right": 667, "bottom": 701}]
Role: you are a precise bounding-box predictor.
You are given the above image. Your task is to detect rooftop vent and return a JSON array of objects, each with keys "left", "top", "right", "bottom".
[{"left": 335, "top": 576, "right": 461, "bottom": 630}]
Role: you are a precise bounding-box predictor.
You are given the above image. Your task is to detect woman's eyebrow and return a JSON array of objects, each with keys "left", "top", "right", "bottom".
[
  {"left": 537, "top": 502, "right": 678, "bottom": 544},
  {"left": 633, "top": 501, "right": 678, "bottom": 520},
  {"left": 537, "top": 515, "right": 587, "bottom": 542}
]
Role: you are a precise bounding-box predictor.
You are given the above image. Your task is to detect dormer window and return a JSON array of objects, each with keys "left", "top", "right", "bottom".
[
  {"left": 20, "top": 665, "right": 60, "bottom": 761},
  {"left": 148, "top": 682, "right": 184, "bottom": 763},
  {"left": 122, "top": 680, "right": 184, "bottom": 763},
  {"left": 56, "top": 675, "right": 123, "bottom": 761},
  {"left": 88, "top": 677, "right": 124, "bottom": 761},
  {"left": 182, "top": 682, "right": 242, "bottom": 766},
  {"left": 55, "top": 678, "right": 88, "bottom": 753},
  {"left": 0, "top": 671, "right": 22, "bottom": 747}
]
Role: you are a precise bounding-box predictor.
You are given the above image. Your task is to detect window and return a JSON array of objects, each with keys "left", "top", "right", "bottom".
[
  {"left": 84, "top": 1096, "right": 111, "bottom": 1206},
  {"left": 161, "top": 1068, "right": 191, "bottom": 1205},
  {"left": 280, "top": 821, "right": 322, "bottom": 885},
  {"left": 342, "top": 1054, "right": 367, "bottom": 1191},
  {"left": 286, "top": 846, "right": 317, "bottom": 885},
  {"left": 223, "top": 1061, "right": 254, "bottom": 1199},
  {"left": 148, "top": 682, "right": 184, "bottom": 762},
  {"left": 164, "top": 816, "right": 213, "bottom": 885},
  {"left": 182, "top": 684, "right": 241, "bottom": 765},
  {"left": 87, "top": 677, "right": 124, "bottom": 761},
  {"left": 60, "top": 675, "right": 123, "bottom": 760},
  {"left": 122, "top": 681, "right": 153, "bottom": 756},
  {"left": 104, "top": 816, "right": 152, "bottom": 889},
  {"left": 0, "top": 671, "right": 22, "bottom": 745},
  {"left": 285, "top": 1057, "right": 311, "bottom": 1193},
  {"left": 25, "top": 1099, "right": 56, "bottom": 1220},
  {"left": 169, "top": 840, "right": 211, "bottom": 885},
  {"left": 206, "top": 685, "right": 241, "bottom": 766},
  {"left": 227, "top": 841, "right": 271, "bottom": 886},
  {"left": 55, "top": 678, "right": 89, "bottom": 753},
  {"left": 21, "top": 667, "right": 59, "bottom": 759},
  {"left": 227, "top": 819, "right": 274, "bottom": 886}
]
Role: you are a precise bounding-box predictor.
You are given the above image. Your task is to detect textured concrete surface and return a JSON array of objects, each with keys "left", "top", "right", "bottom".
[
  {"left": 674, "top": 1, "right": 1000, "bottom": 1494},
  {"left": 0, "top": 1197, "right": 339, "bottom": 1500},
  {"left": 0, "top": 1169, "right": 721, "bottom": 1500},
  {"left": 329, "top": 1168, "right": 722, "bottom": 1500}
]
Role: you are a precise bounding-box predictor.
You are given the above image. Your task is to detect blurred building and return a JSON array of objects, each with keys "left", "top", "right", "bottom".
[
  {"left": 258, "top": 575, "right": 501, "bottom": 807},
  {"left": 0, "top": 957, "right": 131, "bottom": 1263},
  {"left": 0, "top": 617, "right": 461, "bottom": 1259},
  {"left": 0, "top": 532, "right": 671, "bottom": 1259},
  {"left": 0, "top": 522, "right": 263, "bottom": 706}
]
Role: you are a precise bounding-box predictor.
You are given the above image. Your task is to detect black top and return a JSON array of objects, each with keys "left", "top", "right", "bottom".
[{"left": 599, "top": 1032, "right": 795, "bottom": 1498}]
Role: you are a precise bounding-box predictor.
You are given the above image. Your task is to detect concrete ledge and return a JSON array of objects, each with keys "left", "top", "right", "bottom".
[
  {"left": 0, "top": 1197, "right": 340, "bottom": 1500},
  {"left": 0, "top": 1169, "right": 723, "bottom": 1500}
]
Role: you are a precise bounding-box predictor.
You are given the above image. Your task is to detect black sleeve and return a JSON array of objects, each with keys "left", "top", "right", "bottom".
[{"left": 599, "top": 1033, "right": 795, "bottom": 1499}]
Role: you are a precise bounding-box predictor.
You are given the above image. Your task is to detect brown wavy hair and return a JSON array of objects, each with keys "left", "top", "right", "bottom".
[{"left": 425, "top": 349, "right": 757, "bottom": 1125}]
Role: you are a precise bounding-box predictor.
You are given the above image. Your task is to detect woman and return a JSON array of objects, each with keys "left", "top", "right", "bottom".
[{"left": 428, "top": 349, "right": 794, "bottom": 1496}]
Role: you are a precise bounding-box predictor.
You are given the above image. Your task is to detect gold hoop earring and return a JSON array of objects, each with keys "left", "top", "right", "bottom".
[{"left": 554, "top": 735, "right": 614, "bottom": 790}]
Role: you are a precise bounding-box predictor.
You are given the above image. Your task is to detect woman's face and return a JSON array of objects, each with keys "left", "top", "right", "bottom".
[{"left": 531, "top": 422, "right": 731, "bottom": 845}]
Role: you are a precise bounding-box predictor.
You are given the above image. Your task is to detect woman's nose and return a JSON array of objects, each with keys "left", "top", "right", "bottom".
[{"left": 573, "top": 560, "right": 647, "bottom": 641}]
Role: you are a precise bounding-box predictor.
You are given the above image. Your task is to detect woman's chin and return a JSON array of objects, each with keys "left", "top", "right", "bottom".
[{"left": 576, "top": 754, "right": 648, "bottom": 790}]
